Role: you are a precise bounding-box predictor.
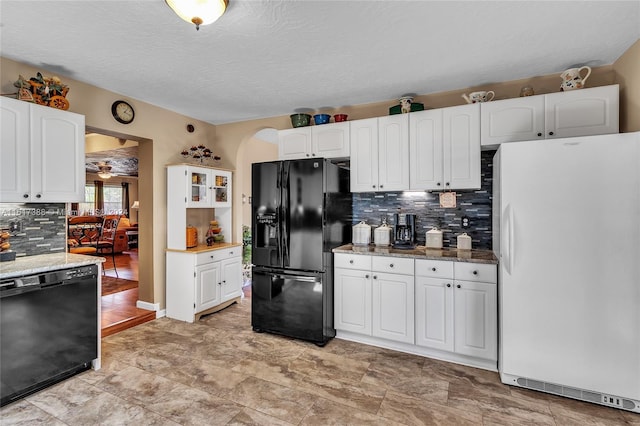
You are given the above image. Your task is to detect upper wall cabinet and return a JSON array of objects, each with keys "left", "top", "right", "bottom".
[
  {"left": 481, "top": 84, "right": 619, "bottom": 148},
  {"left": 409, "top": 104, "right": 480, "bottom": 191},
  {"left": 350, "top": 114, "right": 409, "bottom": 192},
  {"left": 278, "top": 121, "right": 350, "bottom": 160},
  {"left": 0, "top": 97, "right": 85, "bottom": 203}
]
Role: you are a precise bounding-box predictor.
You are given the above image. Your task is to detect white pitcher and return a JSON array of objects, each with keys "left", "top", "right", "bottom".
[{"left": 560, "top": 66, "right": 591, "bottom": 91}]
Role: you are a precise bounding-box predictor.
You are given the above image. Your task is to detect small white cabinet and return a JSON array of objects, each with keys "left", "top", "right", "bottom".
[
  {"left": 481, "top": 84, "right": 619, "bottom": 147},
  {"left": 350, "top": 115, "right": 409, "bottom": 192},
  {"left": 0, "top": 96, "right": 85, "bottom": 202},
  {"left": 334, "top": 266, "right": 372, "bottom": 335},
  {"left": 278, "top": 122, "right": 350, "bottom": 160},
  {"left": 181, "top": 166, "right": 231, "bottom": 208},
  {"left": 415, "top": 259, "right": 497, "bottom": 361},
  {"left": 410, "top": 104, "right": 480, "bottom": 190},
  {"left": 167, "top": 246, "right": 243, "bottom": 323}
]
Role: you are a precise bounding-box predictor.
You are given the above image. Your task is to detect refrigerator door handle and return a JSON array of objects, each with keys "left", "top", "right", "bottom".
[
  {"left": 282, "top": 162, "right": 291, "bottom": 267},
  {"left": 501, "top": 204, "right": 514, "bottom": 275},
  {"left": 273, "top": 273, "right": 320, "bottom": 283}
]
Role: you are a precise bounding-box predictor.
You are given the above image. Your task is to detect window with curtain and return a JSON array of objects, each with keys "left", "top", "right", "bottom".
[{"left": 77, "top": 183, "right": 126, "bottom": 216}]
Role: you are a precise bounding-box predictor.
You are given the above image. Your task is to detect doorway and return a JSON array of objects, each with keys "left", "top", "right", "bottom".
[{"left": 83, "top": 126, "right": 154, "bottom": 336}]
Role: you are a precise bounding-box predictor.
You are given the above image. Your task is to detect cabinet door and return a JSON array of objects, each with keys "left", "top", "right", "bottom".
[
  {"left": 372, "top": 272, "right": 414, "bottom": 344},
  {"left": 220, "top": 256, "right": 243, "bottom": 302},
  {"left": 334, "top": 267, "right": 372, "bottom": 335},
  {"left": 350, "top": 118, "right": 379, "bottom": 192},
  {"left": 443, "top": 104, "right": 480, "bottom": 190},
  {"left": 279, "top": 127, "right": 312, "bottom": 160},
  {"left": 480, "top": 95, "right": 545, "bottom": 147},
  {"left": 409, "top": 109, "right": 443, "bottom": 190},
  {"left": 211, "top": 169, "right": 232, "bottom": 208},
  {"left": 453, "top": 280, "right": 497, "bottom": 360},
  {"left": 195, "top": 262, "right": 221, "bottom": 312},
  {"left": 31, "top": 103, "right": 85, "bottom": 202},
  {"left": 545, "top": 85, "right": 619, "bottom": 139},
  {"left": 415, "top": 277, "right": 454, "bottom": 352},
  {"left": 312, "top": 122, "right": 350, "bottom": 158},
  {"left": 186, "top": 167, "right": 213, "bottom": 207},
  {"left": 378, "top": 114, "right": 409, "bottom": 191},
  {"left": 0, "top": 97, "right": 30, "bottom": 202}
]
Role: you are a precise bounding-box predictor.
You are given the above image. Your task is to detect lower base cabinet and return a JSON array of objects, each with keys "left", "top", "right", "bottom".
[
  {"left": 334, "top": 252, "right": 497, "bottom": 370},
  {"left": 167, "top": 245, "right": 243, "bottom": 323}
]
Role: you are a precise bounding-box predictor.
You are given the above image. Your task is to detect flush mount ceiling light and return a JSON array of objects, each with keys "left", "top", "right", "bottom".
[{"left": 165, "top": 0, "right": 228, "bottom": 31}]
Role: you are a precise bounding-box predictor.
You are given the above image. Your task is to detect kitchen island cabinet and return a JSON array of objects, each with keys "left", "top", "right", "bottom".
[
  {"left": 333, "top": 244, "right": 497, "bottom": 370},
  {"left": 0, "top": 96, "right": 85, "bottom": 202}
]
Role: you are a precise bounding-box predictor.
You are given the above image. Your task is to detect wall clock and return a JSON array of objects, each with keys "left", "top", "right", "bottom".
[{"left": 111, "top": 100, "right": 135, "bottom": 124}]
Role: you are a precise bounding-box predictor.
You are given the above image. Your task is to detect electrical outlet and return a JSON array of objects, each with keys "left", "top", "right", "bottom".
[
  {"left": 461, "top": 216, "right": 470, "bottom": 228},
  {"left": 9, "top": 220, "right": 22, "bottom": 233},
  {"left": 601, "top": 394, "right": 624, "bottom": 408}
]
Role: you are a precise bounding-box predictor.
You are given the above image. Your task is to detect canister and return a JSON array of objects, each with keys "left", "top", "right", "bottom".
[
  {"left": 186, "top": 226, "right": 198, "bottom": 248},
  {"left": 374, "top": 223, "right": 393, "bottom": 247},
  {"left": 352, "top": 221, "right": 371, "bottom": 246},
  {"left": 425, "top": 227, "right": 443, "bottom": 249},
  {"left": 457, "top": 233, "right": 472, "bottom": 250}
]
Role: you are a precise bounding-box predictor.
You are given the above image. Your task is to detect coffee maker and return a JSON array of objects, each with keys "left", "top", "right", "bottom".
[{"left": 393, "top": 213, "right": 417, "bottom": 249}]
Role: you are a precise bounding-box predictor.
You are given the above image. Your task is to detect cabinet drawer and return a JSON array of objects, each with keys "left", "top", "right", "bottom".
[
  {"left": 415, "top": 259, "right": 454, "bottom": 279},
  {"left": 196, "top": 247, "right": 241, "bottom": 265},
  {"left": 372, "top": 256, "right": 414, "bottom": 275},
  {"left": 334, "top": 253, "right": 371, "bottom": 270},
  {"left": 454, "top": 262, "right": 497, "bottom": 283}
]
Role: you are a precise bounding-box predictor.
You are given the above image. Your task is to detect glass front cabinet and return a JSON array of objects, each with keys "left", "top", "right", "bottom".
[{"left": 185, "top": 167, "right": 232, "bottom": 208}]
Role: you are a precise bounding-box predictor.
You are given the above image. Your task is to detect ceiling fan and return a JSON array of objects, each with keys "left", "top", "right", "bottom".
[{"left": 95, "top": 162, "right": 114, "bottom": 179}]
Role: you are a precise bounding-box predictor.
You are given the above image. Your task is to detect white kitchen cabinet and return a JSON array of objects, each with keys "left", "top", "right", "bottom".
[
  {"left": 167, "top": 245, "right": 243, "bottom": 323},
  {"left": 334, "top": 267, "right": 372, "bottom": 335},
  {"left": 278, "top": 122, "right": 350, "bottom": 160},
  {"left": 372, "top": 271, "right": 414, "bottom": 344},
  {"left": 409, "top": 104, "right": 480, "bottom": 191},
  {"left": 166, "top": 164, "right": 233, "bottom": 250},
  {"left": 350, "top": 115, "right": 409, "bottom": 192},
  {"left": 0, "top": 96, "right": 85, "bottom": 202},
  {"left": 415, "top": 259, "right": 497, "bottom": 361},
  {"left": 415, "top": 276, "right": 454, "bottom": 352},
  {"left": 453, "top": 280, "right": 497, "bottom": 360},
  {"left": 481, "top": 84, "right": 619, "bottom": 147},
  {"left": 335, "top": 253, "right": 414, "bottom": 344}
]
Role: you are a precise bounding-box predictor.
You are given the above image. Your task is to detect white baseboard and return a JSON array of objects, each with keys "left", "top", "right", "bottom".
[{"left": 137, "top": 300, "right": 159, "bottom": 312}]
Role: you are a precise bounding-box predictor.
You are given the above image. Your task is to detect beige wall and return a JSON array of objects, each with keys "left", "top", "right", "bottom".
[
  {"left": 1, "top": 57, "right": 219, "bottom": 309},
  {"left": 613, "top": 39, "right": 640, "bottom": 132},
  {"left": 237, "top": 137, "right": 278, "bottom": 227}
]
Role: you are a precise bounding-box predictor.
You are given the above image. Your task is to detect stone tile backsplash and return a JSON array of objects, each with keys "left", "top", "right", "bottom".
[
  {"left": 0, "top": 203, "right": 67, "bottom": 257},
  {"left": 352, "top": 150, "right": 495, "bottom": 250}
]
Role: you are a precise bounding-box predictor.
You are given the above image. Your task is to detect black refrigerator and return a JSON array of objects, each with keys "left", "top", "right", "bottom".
[{"left": 251, "top": 158, "right": 351, "bottom": 345}]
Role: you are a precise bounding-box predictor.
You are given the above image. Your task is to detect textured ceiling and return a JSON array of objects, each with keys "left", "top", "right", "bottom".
[
  {"left": 85, "top": 146, "right": 139, "bottom": 177},
  {"left": 1, "top": 1, "right": 638, "bottom": 125}
]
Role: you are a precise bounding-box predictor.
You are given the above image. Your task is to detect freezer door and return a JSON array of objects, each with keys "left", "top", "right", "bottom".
[
  {"left": 498, "top": 133, "right": 640, "bottom": 399},
  {"left": 252, "top": 161, "right": 283, "bottom": 268},
  {"left": 251, "top": 268, "right": 332, "bottom": 343},
  {"left": 283, "top": 159, "right": 325, "bottom": 271}
]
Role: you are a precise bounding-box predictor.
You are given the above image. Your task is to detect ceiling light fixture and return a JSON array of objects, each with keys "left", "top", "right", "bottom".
[
  {"left": 97, "top": 164, "right": 113, "bottom": 179},
  {"left": 165, "top": 0, "right": 228, "bottom": 31},
  {"left": 97, "top": 171, "right": 112, "bottom": 179}
]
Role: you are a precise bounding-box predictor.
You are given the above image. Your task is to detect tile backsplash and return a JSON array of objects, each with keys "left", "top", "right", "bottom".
[
  {"left": 0, "top": 203, "right": 67, "bottom": 257},
  {"left": 352, "top": 150, "right": 495, "bottom": 250}
]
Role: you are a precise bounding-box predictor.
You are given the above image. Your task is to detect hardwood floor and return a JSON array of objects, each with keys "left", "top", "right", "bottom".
[{"left": 100, "top": 249, "right": 155, "bottom": 337}]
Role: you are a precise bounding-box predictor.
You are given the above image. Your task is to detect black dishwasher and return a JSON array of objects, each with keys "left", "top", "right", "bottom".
[{"left": 0, "top": 264, "right": 98, "bottom": 406}]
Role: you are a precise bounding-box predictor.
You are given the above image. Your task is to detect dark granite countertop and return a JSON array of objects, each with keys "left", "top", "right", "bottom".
[{"left": 333, "top": 244, "right": 498, "bottom": 265}]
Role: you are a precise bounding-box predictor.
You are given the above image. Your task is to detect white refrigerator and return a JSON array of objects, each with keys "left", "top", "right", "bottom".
[{"left": 493, "top": 132, "right": 640, "bottom": 413}]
